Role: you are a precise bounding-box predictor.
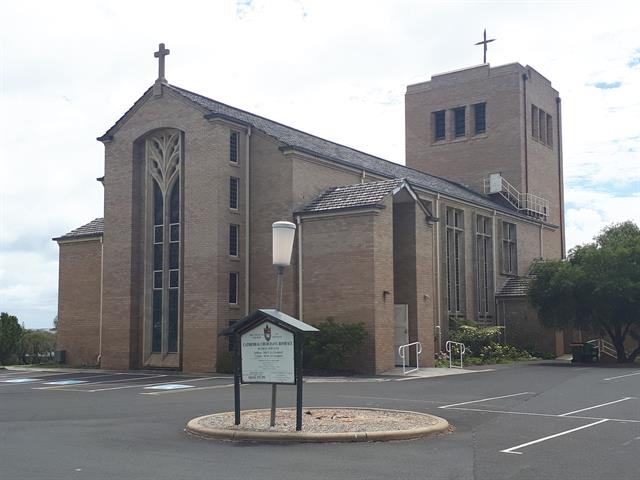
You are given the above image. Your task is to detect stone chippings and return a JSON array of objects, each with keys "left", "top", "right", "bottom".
[{"left": 195, "top": 408, "right": 440, "bottom": 433}]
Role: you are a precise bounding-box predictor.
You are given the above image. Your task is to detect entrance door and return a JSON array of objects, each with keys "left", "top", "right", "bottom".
[{"left": 394, "top": 304, "right": 409, "bottom": 366}]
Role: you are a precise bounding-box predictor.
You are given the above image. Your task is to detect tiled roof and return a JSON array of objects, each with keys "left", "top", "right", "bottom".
[
  {"left": 299, "top": 178, "right": 404, "bottom": 213},
  {"left": 53, "top": 218, "right": 104, "bottom": 242},
  {"left": 164, "top": 85, "right": 541, "bottom": 221},
  {"left": 496, "top": 276, "right": 532, "bottom": 297}
]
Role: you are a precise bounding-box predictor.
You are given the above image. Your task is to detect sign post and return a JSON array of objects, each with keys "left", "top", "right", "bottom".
[{"left": 221, "top": 309, "right": 318, "bottom": 431}]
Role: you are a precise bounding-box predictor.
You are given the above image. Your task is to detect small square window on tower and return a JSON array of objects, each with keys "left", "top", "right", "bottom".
[
  {"left": 454, "top": 107, "right": 466, "bottom": 137},
  {"left": 230, "top": 131, "right": 239, "bottom": 164},
  {"left": 473, "top": 103, "right": 486, "bottom": 134},
  {"left": 433, "top": 110, "right": 446, "bottom": 141}
]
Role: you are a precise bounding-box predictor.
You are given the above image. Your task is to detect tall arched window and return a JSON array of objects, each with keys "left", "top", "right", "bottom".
[{"left": 146, "top": 130, "right": 181, "bottom": 356}]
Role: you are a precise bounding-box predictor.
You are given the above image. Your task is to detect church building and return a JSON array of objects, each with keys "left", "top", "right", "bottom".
[{"left": 54, "top": 45, "right": 565, "bottom": 374}]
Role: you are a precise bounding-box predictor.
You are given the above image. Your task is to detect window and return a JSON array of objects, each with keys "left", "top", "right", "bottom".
[
  {"left": 229, "top": 177, "right": 239, "bottom": 210},
  {"left": 502, "top": 222, "right": 517, "bottom": 275},
  {"left": 531, "top": 104, "right": 553, "bottom": 147},
  {"left": 453, "top": 107, "right": 466, "bottom": 137},
  {"left": 146, "top": 130, "right": 182, "bottom": 355},
  {"left": 445, "top": 207, "right": 464, "bottom": 316},
  {"left": 475, "top": 216, "right": 493, "bottom": 322},
  {"left": 230, "top": 131, "right": 239, "bottom": 164},
  {"left": 539, "top": 108, "right": 547, "bottom": 144},
  {"left": 228, "top": 320, "right": 238, "bottom": 351},
  {"left": 473, "top": 103, "right": 486, "bottom": 134},
  {"left": 433, "top": 110, "right": 446, "bottom": 141},
  {"left": 229, "top": 272, "right": 239, "bottom": 305},
  {"left": 229, "top": 224, "right": 239, "bottom": 257}
]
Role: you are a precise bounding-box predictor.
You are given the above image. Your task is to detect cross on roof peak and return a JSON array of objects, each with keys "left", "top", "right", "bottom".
[
  {"left": 154, "top": 43, "right": 170, "bottom": 83},
  {"left": 474, "top": 29, "right": 496, "bottom": 64}
]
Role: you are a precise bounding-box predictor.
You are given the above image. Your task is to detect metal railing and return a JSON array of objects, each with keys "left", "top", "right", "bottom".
[
  {"left": 398, "top": 342, "right": 422, "bottom": 375},
  {"left": 484, "top": 174, "right": 549, "bottom": 219},
  {"left": 446, "top": 340, "right": 466, "bottom": 369},
  {"left": 587, "top": 338, "right": 618, "bottom": 360}
]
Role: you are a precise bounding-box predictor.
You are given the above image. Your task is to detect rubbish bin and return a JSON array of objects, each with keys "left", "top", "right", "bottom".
[
  {"left": 582, "top": 342, "right": 599, "bottom": 362},
  {"left": 570, "top": 343, "right": 584, "bottom": 363}
]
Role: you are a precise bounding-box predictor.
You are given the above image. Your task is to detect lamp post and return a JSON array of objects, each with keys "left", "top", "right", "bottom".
[{"left": 270, "top": 220, "right": 297, "bottom": 427}]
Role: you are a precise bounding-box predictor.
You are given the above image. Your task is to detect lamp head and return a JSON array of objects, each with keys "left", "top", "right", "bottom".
[{"left": 272, "top": 221, "right": 296, "bottom": 267}]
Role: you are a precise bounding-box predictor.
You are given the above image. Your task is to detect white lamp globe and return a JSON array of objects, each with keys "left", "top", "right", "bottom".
[{"left": 272, "top": 221, "right": 297, "bottom": 267}]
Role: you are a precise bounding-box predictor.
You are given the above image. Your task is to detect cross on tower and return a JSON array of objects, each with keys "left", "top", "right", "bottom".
[
  {"left": 474, "top": 29, "right": 496, "bottom": 64},
  {"left": 154, "top": 43, "right": 170, "bottom": 83}
]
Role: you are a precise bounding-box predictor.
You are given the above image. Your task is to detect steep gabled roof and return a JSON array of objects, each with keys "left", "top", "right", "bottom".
[
  {"left": 53, "top": 218, "right": 104, "bottom": 242},
  {"left": 99, "top": 83, "right": 554, "bottom": 224},
  {"left": 164, "top": 85, "right": 542, "bottom": 221}
]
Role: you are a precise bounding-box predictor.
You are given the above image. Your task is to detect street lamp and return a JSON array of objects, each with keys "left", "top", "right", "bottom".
[{"left": 270, "top": 220, "right": 296, "bottom": 426}]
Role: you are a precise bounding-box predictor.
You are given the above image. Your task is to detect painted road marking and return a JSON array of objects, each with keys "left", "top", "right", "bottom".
[
  {"left": 34, "top": 374, "right": 168, "bottom": 390},
  {"left": 604, "top": 371, "right": 640, "bottom": 381},
  {"left": 2, "top": 378, "right": 42, "bottom": 383},
  {"left": 140, "top": 383, "right": 234, "bottom": 395},
  {"left": 144, "top": 384, "right": 195, "bottom": 390},
  {"left": 500, "top": 419, "right": 609, "bottom": 455},
  {"left": 87, "top": 376, "right": 226, "bottom": 392},
  {"left": 43, "top": 380, "right": 89, "bottom": 385},
  {"left": 559, "top": 397, "right": 635, "bottom": 416},
  {"left": 439, "top": 392, "right": 535, "bottom": 409},
  {"left": 442, "top": 405, "right": 640, "bottom": 424}
]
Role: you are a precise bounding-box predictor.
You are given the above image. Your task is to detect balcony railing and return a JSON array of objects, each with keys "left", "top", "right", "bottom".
[{"left": 484, "top": 174, "right": 549, "bottom": 220}]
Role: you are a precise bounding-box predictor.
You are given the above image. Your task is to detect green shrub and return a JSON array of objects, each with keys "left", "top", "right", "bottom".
[
  {"left": 303, "top": 319, "right": 367, "bottom": 374},
  {"left": 449, "top": 325, "right": 502, "bottom": 356},
  {"left": 478, "top": 342, "right": 532, "bottom": 362}
]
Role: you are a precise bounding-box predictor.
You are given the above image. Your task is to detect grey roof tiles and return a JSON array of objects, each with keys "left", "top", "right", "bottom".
[
  {"left": 298, "top": 178, "right": 404, "bottom": 213},
  {"left": 53, "top": 218, "right": 104, "bottom": 242}
]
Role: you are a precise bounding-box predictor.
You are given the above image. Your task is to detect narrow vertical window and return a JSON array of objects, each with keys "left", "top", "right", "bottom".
[
  {"left": 473, "top": 103, "right": 486, "bottom": 134},
  {"left": 531, "top": 105, "right": 539, "bottom": 139},
  {"left": 152, "top": 180, "right": 163, "bottom": 353},
  {"left": 146, "top": 130, "right": 181, "bottom": 358},
  {"left": 229, "top": 224, "right": 239, "bottom": 257},
  {"left": 454, "top": 107, "right": 466, "bottom": 137},
  {"left": 229, "top": 177, "right": 239, "bottom": 210},
  {"left": 502, "top": 222, "right": 517, "bottom": 275},
  {"left": 546, "top": 114, "right": 553, "bottom": 147},
  {"left": 445, "top": 207, "right": 464, "bottom": 317},
  {"left": 475, "top": 216, "right": 493, "bottom": 323},
  {"left": 433, "top": 110, "right": 446, "bottom": 141},
  {"left": 228, "top": 320, "right": 238, "bottom": 351},
  {"left": 229, "top": 272, "right": 239, "bottom": 305},
  {"left": 230, "top": 131, "right": 239, "bottom": 164},
  {"left": 539, "top": 109, "right": 547, "bottom": 144}
]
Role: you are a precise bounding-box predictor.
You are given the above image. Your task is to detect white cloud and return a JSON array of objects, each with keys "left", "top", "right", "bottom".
[{"left": 1, "top": 0, "right": 640, "bottom": 327}]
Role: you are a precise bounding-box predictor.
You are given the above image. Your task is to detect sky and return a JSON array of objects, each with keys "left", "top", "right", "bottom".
[{"left": 1, "top": 0, "right": 639, "bottom": 329}]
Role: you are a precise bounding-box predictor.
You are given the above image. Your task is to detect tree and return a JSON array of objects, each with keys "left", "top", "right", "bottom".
[
  {"left": 20, "top": 330, "right": 56, "bottom": 364},
  {"left": 529, "top": 222, "right": 640, "bottom": 362},
  {"left": 0, "top": 312, "right": 23, "bottom": 365}
]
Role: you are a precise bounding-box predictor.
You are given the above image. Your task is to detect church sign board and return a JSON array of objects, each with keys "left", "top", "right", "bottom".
[
  {"left": 220, "top": 309, "right": 318, "bottom": 431},
  {"left": 241, "top": 321, "right": 295, "bottom": 384}
]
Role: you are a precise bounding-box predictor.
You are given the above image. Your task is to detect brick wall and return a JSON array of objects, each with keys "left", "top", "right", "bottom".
[{"left": 56, "top": 238, "right": 102, "bottom": 367}]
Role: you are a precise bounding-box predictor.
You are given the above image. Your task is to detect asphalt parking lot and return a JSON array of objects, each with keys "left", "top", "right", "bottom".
[{"left": 1, "top": 362, "right": 638, "bottom": 480}]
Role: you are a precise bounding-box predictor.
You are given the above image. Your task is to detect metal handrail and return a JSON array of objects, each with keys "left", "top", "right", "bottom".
[
  {"left": 398, "top": 341, "right": 422, "bottom": 375},
  {"left": 445, "top": 340, "right": 466, "bottom": 369},
  {"left": 587, "top": 338, "right": 619, "bottom": 359},
  {"left": 484, "top": 175, "right": 549, "bottom": 219}
]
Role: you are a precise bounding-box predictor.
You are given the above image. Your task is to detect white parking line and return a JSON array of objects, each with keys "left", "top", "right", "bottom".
[
  {"left": 559, "top": 397, "right": 635, "bottom": 416},
  {"left": 439, "top": 392, "right": 534, "bottom": 409},
  {"left": 442, "top": 405, "right": 640, "bottom": 424},
  {"left": 604, "top": 371, "right": 640, "bottom": 381},
  {"left": 500, "top": 419, "right": 609, "bottom": 454}
]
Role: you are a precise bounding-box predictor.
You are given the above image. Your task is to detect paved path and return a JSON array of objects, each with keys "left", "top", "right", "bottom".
[{"left": 1, "top": 362, "right": 638, "bottom": 479}]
